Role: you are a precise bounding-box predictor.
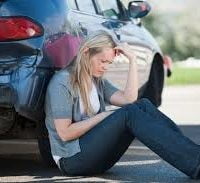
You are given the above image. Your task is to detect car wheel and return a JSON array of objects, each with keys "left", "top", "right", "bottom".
[
  {"left": 141, "top": 55, "right": 164, "bottom": 107},
  {"left": 37, "top": 121, "right": 56, "bottom": 167}
]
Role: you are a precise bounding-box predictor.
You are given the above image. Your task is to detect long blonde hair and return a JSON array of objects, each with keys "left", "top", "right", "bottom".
[{"left": 71, "top": 30, "right": 117, "bottom": 116}]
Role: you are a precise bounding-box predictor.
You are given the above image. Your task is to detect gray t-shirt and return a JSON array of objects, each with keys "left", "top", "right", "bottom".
[{"left": 45, "top": 68, "right": 118, "bottom": 159}]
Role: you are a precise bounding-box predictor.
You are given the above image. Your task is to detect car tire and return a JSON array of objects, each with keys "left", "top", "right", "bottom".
[
  {"left": 37, "top": 120, "right": 57, "bottom": 168},
  {"left": 141, "top": 55, "right": 164, "bottom": 107}
]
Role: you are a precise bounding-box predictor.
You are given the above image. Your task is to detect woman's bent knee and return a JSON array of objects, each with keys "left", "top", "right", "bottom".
[
  {"left": 134, "top": 98, "right": 156, "bottom": 110},
  {"left": 138, "top": 98, "right": 152, "bottom": 105},
  {"left": 124, "top": 98, "right": 152, "bottom": 109}
]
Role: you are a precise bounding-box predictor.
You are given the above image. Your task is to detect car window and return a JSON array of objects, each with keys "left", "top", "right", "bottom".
[
  {"left": 76, "top": 0, "right": 96, "bottom": 14},
  {"left": 68, "top": 0, "right": 78, "bottom": 10},
  {"left": 120, "top": 0, "right": 130, "bottom": 9},
  {"left": 96, "top": 0, "right": 119, "bottom": 19}
]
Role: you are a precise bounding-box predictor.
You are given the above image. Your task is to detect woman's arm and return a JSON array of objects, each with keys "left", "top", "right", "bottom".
[
  {"left": 110, "top": 43, "right": 138, "bottom": 106},
  {"left": 54, "top": 111, "right": 113, "bottom": 141}
]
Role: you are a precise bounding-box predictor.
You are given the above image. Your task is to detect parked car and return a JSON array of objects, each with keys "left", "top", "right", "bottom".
[{"left": 0, "top": 0, "right": 167, "bottom": 166}]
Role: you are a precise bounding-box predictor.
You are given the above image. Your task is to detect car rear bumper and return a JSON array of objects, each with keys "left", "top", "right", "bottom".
[
  {"left": 0, "top": 55, "right": 53, "bottom": 122},
  {"left": 0, "top": 84, "right": 16, "bottom": 108}
]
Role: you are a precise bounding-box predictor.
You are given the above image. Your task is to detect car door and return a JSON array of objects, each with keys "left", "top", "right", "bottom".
[
  {"left": 67, "top": 0, "right": 115, "bottom": 39},
  {"left": 95, "top": 0, "right": 155, "bottom": 88},
  {"left": 44, "top": 0, "right": 115, "bottom": 69}
]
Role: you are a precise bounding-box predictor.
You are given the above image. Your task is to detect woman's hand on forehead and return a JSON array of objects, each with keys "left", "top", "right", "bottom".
[{"left": 114, "top": 42, "right": 136, "bottom": 61}]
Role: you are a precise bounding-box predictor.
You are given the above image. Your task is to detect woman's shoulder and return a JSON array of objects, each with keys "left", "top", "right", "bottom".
[
  {"left": 55, "top": 68, "right": 71, "bottom": 79},
  {"left": 48, "top": 68, "right": 72, "bottom": 89}
]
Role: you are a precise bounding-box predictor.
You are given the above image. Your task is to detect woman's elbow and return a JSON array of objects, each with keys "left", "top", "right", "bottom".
[
  {"left": 126, "top": 99, "right": 136, "bottom": 104},
  {"left": 125, "top": 95, "right": 138, "bottom": 104},
  {"left": 58, "top": 130, "right": 79, "bottom": 142},
  {"left": 57, "top": 132, "right": 68, "bottom": 141}
]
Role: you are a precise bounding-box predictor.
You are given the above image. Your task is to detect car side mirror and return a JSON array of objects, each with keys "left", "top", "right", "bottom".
[{"left": 128, "top": 1, "right": 151, "bottom": 19}]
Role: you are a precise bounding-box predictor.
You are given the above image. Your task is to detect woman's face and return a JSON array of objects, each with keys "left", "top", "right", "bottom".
[{"left": 90, "top": 47, "right": 115, "bottom": 77}]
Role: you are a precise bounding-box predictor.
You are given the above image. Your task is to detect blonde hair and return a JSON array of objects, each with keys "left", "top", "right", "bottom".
[{"left": 71, "top": 30, "right": 118, "bottom": 116}]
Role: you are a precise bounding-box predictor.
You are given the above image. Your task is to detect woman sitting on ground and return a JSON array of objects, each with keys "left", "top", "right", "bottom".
[{"left": 45, "top": 30, "right": 200, "bottom": 179}]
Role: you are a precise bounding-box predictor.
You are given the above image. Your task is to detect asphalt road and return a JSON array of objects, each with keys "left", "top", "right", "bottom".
[{"left": 0, "top": 73, "right": 200, "bottom": 182}]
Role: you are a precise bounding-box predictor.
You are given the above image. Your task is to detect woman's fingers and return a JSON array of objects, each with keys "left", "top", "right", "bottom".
[
  {"left": 114, "top": 47, "right": 124, "bottom": 56},
  {"left": 114, "top": 42, "right": 136, "bottom": 61}
]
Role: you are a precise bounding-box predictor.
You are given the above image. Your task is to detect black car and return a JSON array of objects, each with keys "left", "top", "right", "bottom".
[{"left": 0, "top": 0, "right": 166, "bottom": 166}]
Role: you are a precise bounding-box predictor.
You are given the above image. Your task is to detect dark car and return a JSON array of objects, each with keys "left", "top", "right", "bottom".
[{"left": 0, "top": 0, "right": 167, "bottom": 166}]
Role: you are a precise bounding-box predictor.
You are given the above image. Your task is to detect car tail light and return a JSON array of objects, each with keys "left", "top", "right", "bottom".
[{"left": 0, "top": 16, "right": 43, "bottom": 41}]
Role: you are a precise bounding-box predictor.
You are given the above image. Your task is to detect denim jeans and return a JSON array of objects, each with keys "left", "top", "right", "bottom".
[{"left": 59, "top": 98, "right": 200, "bottom": 179}]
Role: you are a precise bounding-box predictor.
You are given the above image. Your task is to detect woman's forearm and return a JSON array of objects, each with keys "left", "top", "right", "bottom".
[
  {"left": 62, "top": 111, "right": 113, "bottom": 141},
  {"left": 123, "top": 60, "right": 138, "bottom": 102},
  {"left": 115, "top": 43, "right": 139, "bottom": 103}
]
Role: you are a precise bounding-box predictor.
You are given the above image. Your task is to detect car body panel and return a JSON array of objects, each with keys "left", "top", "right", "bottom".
[{"left": 0, "top": 0, "right": 164, "bottom": 137}]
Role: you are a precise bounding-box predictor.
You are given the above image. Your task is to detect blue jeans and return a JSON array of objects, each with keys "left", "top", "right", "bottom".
[{"left": 59, "top": 98, "right": 200, "bottom": 179}]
